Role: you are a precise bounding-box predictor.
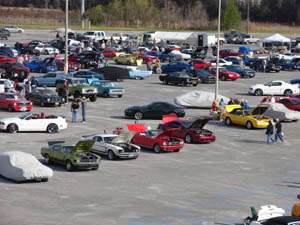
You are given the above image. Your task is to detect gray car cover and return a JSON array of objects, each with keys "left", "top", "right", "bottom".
[
  {"left": 263, "top": 103, "right": 300, "bottom": 121},
  {"left": 0, "top": 151, "right": 53, "bottom": 182},
  {"left": 174, "top": 91, "right": 229, "bottom": 108}
]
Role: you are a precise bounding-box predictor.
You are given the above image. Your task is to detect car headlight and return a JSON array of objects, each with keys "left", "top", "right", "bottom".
[{"left": 47, "top": 98, "right": 51, "bottom": 102}]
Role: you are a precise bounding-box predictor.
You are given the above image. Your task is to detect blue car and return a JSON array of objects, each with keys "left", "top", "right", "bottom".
[
  {"left": 72, "top": 70, "right": 105, "bottom": 82},
  {"left": 30, "top": 72, "right": 67, "bottom": 87},
  {"left": 161, "top": 61, "right": 193, "bottom": 74},
  {"left": 25, "top": 58, "right": 58, "bottom": 73},
  {"left": 290, "top": 79, "right": 300, "bottom": 85},
  {"left": 127, "top": 67, "right": 152, "bottom": 80},
  {"left": 146, "top": 51, "right": 171, "bottom": 62}
]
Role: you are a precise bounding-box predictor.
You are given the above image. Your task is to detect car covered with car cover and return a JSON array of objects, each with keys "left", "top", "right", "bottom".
[
  {"left": 41, "top": 139, "right": 100, "bottom": 171},
  {"left": 82, "top": 132, "right": 140, "bottom": 160},
  {"left": 0, "top": 112, "right": 68, "bottom": 133},
  {"left": 27, "top": 88, "right": 64, "bottom": 106},
  {"left": 158, "top": 117, "right": 216, "bottom": 143},
  {"left": 131, "top": 129, "right": 184, "bottom": 153}
]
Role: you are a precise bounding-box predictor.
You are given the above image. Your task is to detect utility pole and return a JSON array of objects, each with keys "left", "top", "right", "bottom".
[
  {"left": 64, "top": 0, "right": 69, "bottom": 75},
  {"left": 215, "top": 0, "right": 221, "bottom": 101},
  {"left": 247, "top": 0, "right": 250, "bottom": 33},
  {"left": 81, "top": 0, "right": 85, "bottom": 29}
]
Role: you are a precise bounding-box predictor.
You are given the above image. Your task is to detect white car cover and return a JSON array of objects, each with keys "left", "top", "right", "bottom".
[
  {"left": 0, "top": 151, "right": 53, "bottom": 182},
  {"left": 263, "top": 103, "right": 300, "bottom": 121},
  {"left": 174, "top": 91, "right": 229, "bottom": 108}
]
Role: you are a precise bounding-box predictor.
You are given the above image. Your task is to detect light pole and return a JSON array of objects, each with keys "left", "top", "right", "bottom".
[
  {"left": 64, "top": 0, "right": 69, "bottom": 75},
  {"left": 215, "top": 0, "right": 221, "bottom": 101},
  {"left": 247, "top": 0, "right": 250, "bottom": 34}
]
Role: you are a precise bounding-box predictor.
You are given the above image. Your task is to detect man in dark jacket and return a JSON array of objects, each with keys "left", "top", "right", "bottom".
[
  {"left": 275, "top": 119, "right": 284, "bottom": 142},
  {"left": 265, "top": 121, "right": 274, "bottom": 144}
]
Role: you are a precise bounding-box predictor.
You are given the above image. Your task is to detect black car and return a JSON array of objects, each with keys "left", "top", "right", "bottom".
[
  {"left": 92, "top": 66, "right": 130, "bottom": 81},
  {"left": 224, "top": 65, "right": 255, "bottom": 78},
  {"left": 278, "top": 59, "right": 297, "bottom": 71},
  {"left": 262, "top": 216, "right": 300, "bottom": 225},
  {"left": 290, "top": 79, "right": 300, "bottom": 85},
  {"left": 125, "top": 101, "right": 185, "bottom": 120},
  {"left": 194, "top": 69, "right": 216, "bottom": 84},
  {"left": 71, "top": 51, "right": 104, "bottom": 69},
  {"left": 159, "top": 72, "right": 198, "bottom": 86},
  {"left": 27, "top": 88, "right": 63, "bottom": 107}
]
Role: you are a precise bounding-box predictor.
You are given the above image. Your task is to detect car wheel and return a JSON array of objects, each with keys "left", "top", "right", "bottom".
[
  {"left": 65, "top": 160, "right": 73, "bottom": 171},
  {"left": 284, "top": 89, "right": 293, "bottom": 96},
  {"left": 153, "top": 144, "right": 161, "bottom": 153},
  {"left": 246, "top": 121, "right": 253, "bottom": 129},
  {"left": 254, "top": 89, "right": 263, "bottom": 96},
  {"left": 134, "top": 111, "right": 143, "bottom": 120},
  {"left": 118, "top": 95, "right": 122, "bottom": 98},
  {"left": 182, "top": 69, "right": 187, "bottom": 73},
  {"left": 220, "top": 76, "right": 226, "bottom": 81},
  {"left": 192, "top": 82, "right": 198, "bottom": 86},
  {"left": 8, "top": 106, "right": 14, "bottom": 112},
  {"left": 89, "top": 95, "right": 97, "bottom": 102},
  {"left": 7, "top": 123, "right": 18, "bottom": 133},
  {"left": 45, "top": 50, "right": 49, "bottom": 55},
  {"left": 31, "top": 80, "right": 38, "bottom": 86},
  {"left": 182, "top": 81, "right": 187, "bottom": 86},
  {"left": 225, "top": 117, "right": 232, "bottom": 126},
  {"left": 47, "top": 123, "right": 58, "bottom": 133},
  {"left": 44, "top": 154, "right": 51, "bottom": 164},
  {"left": 185, "top": 134, "right": 193, "bottom": 143},
  {"left": 103, "top": 91, "right": 109, "bottom": 97},
  {"left": 108, "top": 150, "right": 115, "bottom": 160}
]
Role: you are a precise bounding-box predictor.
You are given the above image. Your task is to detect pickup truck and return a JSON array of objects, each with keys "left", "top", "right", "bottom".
[{"left": 83, "top": 31, "right": 107, "bottom": 41}]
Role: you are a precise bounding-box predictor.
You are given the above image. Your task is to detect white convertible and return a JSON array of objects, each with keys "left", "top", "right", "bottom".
[
  {"left": 0, "top": 151, "right": 53, "bottom": 182},
  {"left": 82, "top": 132, "right": 140, "bottom": 160},
  {"left": 249, "top": 80, "right": 300, "bottom": 96},
  {"left": 34, "top": 43, "right": 59, "bottom": 55},
  {"left": 0, "top": 112, "right": 67, "bottom": 133}
]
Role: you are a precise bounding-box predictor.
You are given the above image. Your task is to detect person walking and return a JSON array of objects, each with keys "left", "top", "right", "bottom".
[
  {"left": 81, "top": 96, "right": 87, "bottom": 123},
  {"left": 274, "top": 119, "right": 284, "bottom": 142},
  {"left": 71, "top": 99, "right": 80, "bottom": 123},
  {"left": 266, "top": 121, "right": 275, "bottom": 144}
]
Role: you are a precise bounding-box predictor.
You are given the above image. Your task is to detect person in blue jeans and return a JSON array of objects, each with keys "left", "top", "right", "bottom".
[
  {"left": 71, "top": 99, "right": 80, "bottom": 123},
  {"left": 265, "top": 121, "right": 274, "bottom": 144},
  {"left": 275, "top": 119, "right": 284, "bottom": 142},
  {"left": 81, "top": 96, "right": 87, "bottom": 122}
]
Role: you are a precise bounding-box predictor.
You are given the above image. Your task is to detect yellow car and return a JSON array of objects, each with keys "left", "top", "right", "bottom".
[
  {"left": 114, "top": 54, "right": 137, "bottom": 65},
  {"left": 222, "top": 107, "right": 271, "bottom": 129}
]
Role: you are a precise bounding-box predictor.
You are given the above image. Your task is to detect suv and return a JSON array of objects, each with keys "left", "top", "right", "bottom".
[
  {"left": 41, "top": 139, "right": 100, "bottom": 171},
  {"left": 56, "top": 77, "right": 98, "bottom": 102},
  {"left": 83, "top": 31, "right": 106, "bottom": 41}
]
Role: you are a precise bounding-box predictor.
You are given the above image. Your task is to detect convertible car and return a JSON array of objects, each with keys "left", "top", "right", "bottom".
[
  {"left": 0, "top": 112, "right": 68, "bottom": 133},
  {"left": 131, "top": 129, "right": 184, "bottom": 153},
  {"left": 222, "top": 107, "right": 271, "bottom": 129},
  {"left": 157, "top": 117, "right": 216, "bottom": 143}
]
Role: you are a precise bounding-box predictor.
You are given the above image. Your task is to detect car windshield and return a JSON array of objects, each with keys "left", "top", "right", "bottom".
[
  {"left": 84, "top": 32, "right": 95, "bottom": 35},
  {"left": 6, "top": 94, "right": 18, "bottom": 99},
  {"left": 264, "top": 81, "right": 272, "bottom": 86},
  {"left": 145, "top": 129, "right": 163, "bottom": 137},
  {"left": 19, "top": 112, "right": 32, "bottom": 120},
  {"left": 73, "top": 79, "right": 87, "bottom": 85},
  {"left": 63, "top": 146, "right": 73, "bottom": 153},
  {"left": 103, "top": 136, "right": 116, "bottom": 143}
]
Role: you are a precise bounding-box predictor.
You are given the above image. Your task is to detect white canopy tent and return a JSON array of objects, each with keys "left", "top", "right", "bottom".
[{"left": 263, "top": 33, "right": 290, "bottom": 44}]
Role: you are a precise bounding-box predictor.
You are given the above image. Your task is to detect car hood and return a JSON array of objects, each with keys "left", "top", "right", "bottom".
[
  {"left": 73, "top": 140, "right": 95, "bottom": 152},
  {"left": 186, "top": 117, "right": 211, "bottom": 129},
  {"left": 0, "top": 117, "right": 21, "bottom": 123},
  {"left": 112, "top": 132, "right": 135, "bottom": 144},
  {"left": 126, "top": 106, "right": 143, "bottom": 111}
]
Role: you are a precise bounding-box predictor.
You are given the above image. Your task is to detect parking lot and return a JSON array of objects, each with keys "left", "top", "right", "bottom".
[{"left": 1, "top": 31, "right": 300, "bottom": 225}]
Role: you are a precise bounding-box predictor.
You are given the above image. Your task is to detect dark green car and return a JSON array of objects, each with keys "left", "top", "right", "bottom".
[{"left": 41, "top": 139, "right": 100, "bottom": 171}]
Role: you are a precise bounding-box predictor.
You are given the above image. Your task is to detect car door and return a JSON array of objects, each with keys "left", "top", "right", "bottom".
[
  {"left": 21, "top": 114, "right": 43, "bottom": 131},
  {"left": 0, "top": 94, "right": 6, "bottom": 109},
  {"left": 144, "top": 102, "right": 164, "bottom": 119},
  {"left": 230, "top": 110, "right": 244, "bottom": 125},
  {"left": 92, "top": 136, "right": 107, "bottom": 154},
  {"left": 51, "top": 145, "right": 64, "bottom": 163},
  {"left": 268, "top": 81, "right": 282, "bottom": 95}
]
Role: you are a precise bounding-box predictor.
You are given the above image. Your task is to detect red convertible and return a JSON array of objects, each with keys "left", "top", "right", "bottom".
[
  {"left": 131, "top": 129, "right": 184, "bottom": 153},
  {"left": 0, "top": 92, "right": 32, "bottom": 112},
  {"left": 190, "top": 59, "right": 211, "bottom": 70},
  {"left": 278, "top": 98, "right": 300, "bottom": 111},
  {"left": 157, "top": 117, "right": 216, "bottom": 144}
]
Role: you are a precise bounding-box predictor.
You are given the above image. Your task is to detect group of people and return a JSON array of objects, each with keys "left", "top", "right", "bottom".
[
  {"left": 71, "top": 97, "right": 87, "bottom": 123},
  {"left": 265, "top": 119, "right": 284, "bottom": 144}
]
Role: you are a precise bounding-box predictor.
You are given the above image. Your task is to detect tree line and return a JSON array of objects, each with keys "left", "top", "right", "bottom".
[{"left": 0, "top": 0, "right": 300, "bottom": 29}]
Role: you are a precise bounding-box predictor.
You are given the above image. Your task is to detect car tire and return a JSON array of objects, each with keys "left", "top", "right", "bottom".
[
  {"left": 153, "top": 144, "right": 161, "bottom": 153},
  {"left": 220, "top": 76, "right": 226, "bottom": 81},
  {"left": 7, "top": 123, "right": 18, "bottom": 133},
  {"left": 254, "top": 89, "right": 263, "bottom": 96},
  {"left": 47, "top": 123, "right": 59, "bottom": 133},
  {"left": 89, "top": 95, "right": 97, "bottom": 102},
  {"left": 225, "top": 117, "right": 232, "bottom": 126},
  {"left": 134, "top": 111, "right": 143, "bottom": 120},
  {"left": 246, "top": 121, "right": 253, "bottom": 129},
  {"left": 92, "top": 165, "right": 99, "bottom": 170},
  {"left": 31, "top": 80, "right": 39, "bottom": 86},
  {"left": 65, "top": 160, "right": 73, "bottom": 171},
  {"left": 8, "top": 106, "right": 14, "bottom": 112},
  {"left": 185, "top": 134, "right": 193, "bottom": 143},
  {"left": 45, "top": 50, "right": 49, "bottom": 55},
  {"left": 103, "top": 91, "right": 109, "bottom": 97},
  {"left": 118, "top": 95, "right": 122, "bottom": 98},
  {"left": 284, "top": 89, "right": 293, "bottom": 96},
  {"left": 107, "top": 150, "right": 115, "bottom": 160},
  {"left": 192, "top": 82, "right": 198, "bottom": 86},
  {"left": 44, "top": 154, "right": 51, "bottom": 164}
]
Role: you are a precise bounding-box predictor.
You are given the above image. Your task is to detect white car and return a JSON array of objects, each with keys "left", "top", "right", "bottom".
[
  {"left": 249, "top": 80, "right": 300, "bottom": 96},
  {"left": 82, "top": 132, "right": 140, "bottom": 160},
  {"left": 34, "top": 43, "right": 59, "bottom": 55},
  {"left": 210, "top": 58, "right": 233, "bottom": 67},
  {"left": 0, "top": 112, "right": 68, "bottom": 133},
  {"left": 83, "top": 31, "right": 106, "bottom": 41},
  {"left": 111, "top": 33, "right": 129, "bottom": 43},
  {"left": 4, "top": 25, "right": 24, "bottom": 33},
  {"left": 169, "top": 50, "right": 191, "bottom": 60},
  {"left": 0, "top": 151, "right": 53, "bottom": 183}
]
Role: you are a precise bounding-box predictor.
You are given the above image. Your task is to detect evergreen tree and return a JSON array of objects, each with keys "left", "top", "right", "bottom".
[{"left": 223, "top": 0, "right": 241, "bottom": 30}]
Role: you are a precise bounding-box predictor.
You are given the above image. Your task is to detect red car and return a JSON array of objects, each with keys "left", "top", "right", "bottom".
[
  {"left": 190, "top": 59, "right": 211, "bottom": 70},
  {"left": 289, "top": 94, "right": 300, "bottom": 99},
  {"left": 0, "top": 93, "right": 32, "bottom": 112},
  {"left": 102, "top": 48, "right": 117, "bottom": 58},
  {"left": 157, "top": 117, "right": 216, "bottom": 144},
  {"left": 210, "top": 67, "right": 240, "bottom": 81},
  {"left": 219, "top": 49, "right": 241, "bottom": 58},
  {"left": 278, "top": 98, "right": 300, "bottom": 111},
  {"left": 0, "top": 62, "right": 29, "bottom": 82},
  {"left": 0, "top": 55, "right": 17, "bottom": 64},
  {"left": 131, "top": 129, "right": 184, "bottom": 153}
]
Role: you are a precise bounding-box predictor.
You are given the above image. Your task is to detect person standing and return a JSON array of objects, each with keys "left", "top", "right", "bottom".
[
  {"left": 266, "top": 121, "right": 274, "bottom": 144},
  {"left": 291, "top": 195, "right": 300, "bottom": 217},
  {"left": 71, "top": 99, "right": 80, "bottom": 123},
  {"left": 275, "top": 119, "right": 284, "bottom": 142},
  {"left": 81, "top": 96, "right": 87, "bottom": 123}
]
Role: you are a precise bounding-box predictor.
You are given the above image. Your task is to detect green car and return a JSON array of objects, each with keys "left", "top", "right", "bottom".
[
  {"left": 41, "top": 139, "right": 101, "bottom": 171},
  {"left": 56, "top": 78, "right": 98, "bottom": 102},
  {"left": 114, "top": 54, "right": 137, "bottom": 65},
  {"left": 89, "top": 80, "right": 124, "bottom": 98}
]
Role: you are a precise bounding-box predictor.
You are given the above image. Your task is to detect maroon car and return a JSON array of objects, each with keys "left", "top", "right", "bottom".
[
  {"left": 278, "top": 98, "right": 300, "bottom": 111},
  {"left": 0, "top": 62, "right": 29, "bottom": 82},
  {"left": 157, "top": 117, "right": 216, "bottom": 144},
  {"left": 219, "top": 49, "right": 241, "bottom": 58}
]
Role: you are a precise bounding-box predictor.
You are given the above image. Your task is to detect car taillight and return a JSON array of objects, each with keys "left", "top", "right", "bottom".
[
  {"left": 162, "top": 142, "right": 167, "bottom": 146},
  {"left": 13, "top": 102, "right": 17, "bottom": 106}
]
